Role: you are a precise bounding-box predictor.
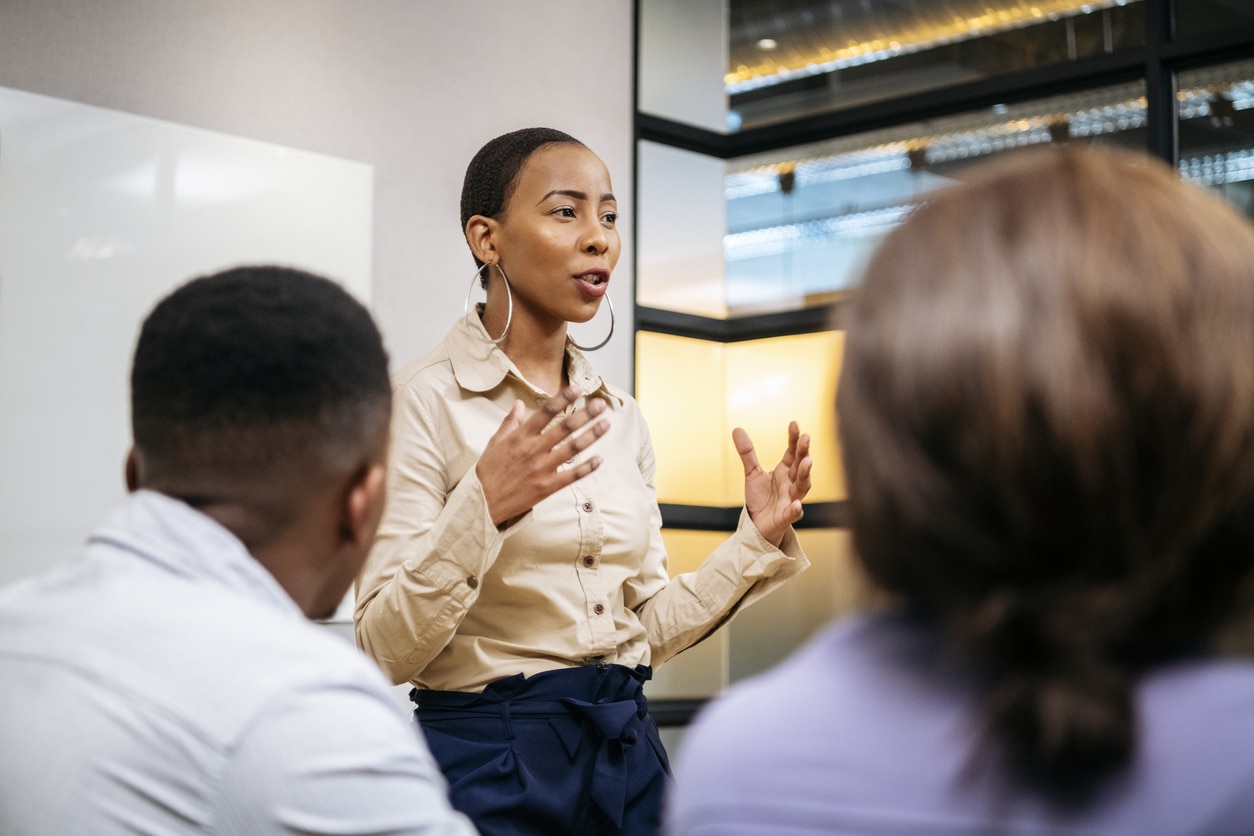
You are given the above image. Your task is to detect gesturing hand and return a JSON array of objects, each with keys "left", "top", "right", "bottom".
[
  {"left": 476, "top": 384, "right": 611, "bottom": 527},
  {"left": 735, "top": 421, "right": 812, "bottom": 548}
]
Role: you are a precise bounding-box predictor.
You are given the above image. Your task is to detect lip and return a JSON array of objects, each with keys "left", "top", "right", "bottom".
[{"left": 574, "top": 269, "right": 610, "bottom": 297}]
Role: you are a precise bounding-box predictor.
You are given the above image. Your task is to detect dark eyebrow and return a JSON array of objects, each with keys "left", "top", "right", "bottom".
[{"left": 541, "top": 189, "right": 617, "bottom": 204}]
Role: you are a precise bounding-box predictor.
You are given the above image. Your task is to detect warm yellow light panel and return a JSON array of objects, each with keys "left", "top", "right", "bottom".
[
  {"left": 637, "top": 329, "right": 848, "bottom": 507},
  {"left": 662, "top": 527, "right": 869, "bottom": 621},
  {"left": 636, "top": 332, "right": 732, "bottom": 506},
  {"left": 656, "top": 526, "right": 875, "bottom": 694},
  {"left": 660, "top": 528, "right": 729, "bottom": 578},
  {"left": 724, "top": 331, "right": 846, "bottom": 503}
]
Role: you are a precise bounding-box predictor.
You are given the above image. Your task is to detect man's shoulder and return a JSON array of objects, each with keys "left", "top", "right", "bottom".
[{"left": 3, "top": 558, "right": 393, "bottom": 737}]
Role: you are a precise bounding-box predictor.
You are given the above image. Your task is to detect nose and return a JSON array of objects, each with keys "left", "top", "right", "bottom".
[{"left": 581, "top": 217, "right": 610, "bottom": 256}]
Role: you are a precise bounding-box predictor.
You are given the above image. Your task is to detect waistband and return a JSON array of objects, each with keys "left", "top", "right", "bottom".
[{"left": 411, "top": 663, "right": 652, "bottom": 713}]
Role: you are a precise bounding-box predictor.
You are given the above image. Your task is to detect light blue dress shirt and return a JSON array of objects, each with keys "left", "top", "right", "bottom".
[{"left": 0, "top": 490, "right": 476, "bottom": 835}]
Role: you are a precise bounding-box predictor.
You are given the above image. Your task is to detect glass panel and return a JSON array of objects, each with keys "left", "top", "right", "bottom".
[
  {"left": 728, "top": 528, "right": 864, "bottom": 681},
  {"left": 635, "top": 331, "right": 731, "bottom": 506},
  {"left": 1178, "top": 58, "right": 1254, "bottom": 221},
  {"left": 639, "top": 0, "right": 1145, "bottom": 134},
  {"left": 652, "top": 527, "right": 868, "bottom": 707},
  {"left": 1176, "top": 0, "right": 1254, "bottom": 37},
  {"left": 636, "top": 330, "right": 846, "bottom": 506},
  {"left": 638, "top": 0, "right": 731, "bottom": 133},
  {"left": 725, "top": 80, "right": 1148, "bottom": 315},
  {"left": 637, "top": 141, "right": 730, "bottom": 317},
  {"left": 723, "top": 331, "right": 845, "bottom": 504}
]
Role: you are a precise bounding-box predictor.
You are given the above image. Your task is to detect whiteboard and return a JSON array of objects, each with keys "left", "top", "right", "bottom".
[{"left": 0, "top": 86, "right": 374, "bottom": 604}]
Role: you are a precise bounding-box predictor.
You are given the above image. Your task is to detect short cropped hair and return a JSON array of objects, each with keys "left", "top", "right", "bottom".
[
  {"left": 131, "top": 265, "right": 391, "bottom": 483},
  {"left": 838, "top": 146, "right": 1254, "bottom": 795},
  {"left": 460, "top": 127, "right": 584, "bottom": 276}
]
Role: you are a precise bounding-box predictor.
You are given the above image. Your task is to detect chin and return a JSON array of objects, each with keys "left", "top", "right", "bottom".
[{"left": 306, "top": 598, "right": 343, "bottom": 621}]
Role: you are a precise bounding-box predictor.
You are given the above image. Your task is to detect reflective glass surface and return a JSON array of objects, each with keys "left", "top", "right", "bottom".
[
  {"left": 1176, "top": 0, "right": 1254, "bottom": 38},
  {"left": 1178, "top": 58, "right": 1254, "bottom": 221},
  {"left": 639, "top": 0, "right": 1146, "bottom": 133},
  {"left": 722, "top": 81, "right": 1147, "bottom": 314}
]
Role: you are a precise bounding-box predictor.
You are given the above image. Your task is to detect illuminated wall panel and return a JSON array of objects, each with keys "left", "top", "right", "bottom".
[
  {"left": 724, "top": 330, "right": 845, "bottom": 503},
  {"left": 637, "top": 329, "right": 846, "bottom": 507},
  {"left": 636, "top": 331, "right": 731, "bottom": 505},
  {"left": 653, "top": 527, "right": 869, "bottom": 699}
]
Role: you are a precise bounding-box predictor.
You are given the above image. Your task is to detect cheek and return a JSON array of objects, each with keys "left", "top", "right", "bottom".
[{"left": 608, "top": 234, "right": 622, "bottom": 269}]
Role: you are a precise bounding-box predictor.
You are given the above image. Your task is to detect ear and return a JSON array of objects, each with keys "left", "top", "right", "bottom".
[
  {"left": 124, "top": 448, "right": 141, "bottom": 493},
  {"left": 464, "top": 214, "right": 500, "bottom": 266},
  {"left": 340, "top": 463, "right": 387, "bottom": 548}
]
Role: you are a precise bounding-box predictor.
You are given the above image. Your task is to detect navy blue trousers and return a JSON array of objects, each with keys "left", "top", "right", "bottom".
[{"left": 414, "top": 664, "right": 670, "bottom": 836}]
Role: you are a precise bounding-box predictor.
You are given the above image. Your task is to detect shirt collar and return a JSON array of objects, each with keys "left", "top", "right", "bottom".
[
  {"left": 446, "top": 309, "right": 623, "bottom": 407},
  {"left": 88, "top": 490, "right": 304, "bottom": 619}
]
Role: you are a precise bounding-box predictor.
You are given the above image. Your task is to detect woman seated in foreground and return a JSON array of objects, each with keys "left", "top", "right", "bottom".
[{"left": 665, "top": 145, "right": 1254, "bottom": 835}]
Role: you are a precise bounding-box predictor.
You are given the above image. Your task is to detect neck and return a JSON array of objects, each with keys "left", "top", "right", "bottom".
[
  {"left": 482, "top": 293, "right": 570, "bottom": 395},
  {"left": 500, "top": 318, "right": 568, "bottom": 395}
]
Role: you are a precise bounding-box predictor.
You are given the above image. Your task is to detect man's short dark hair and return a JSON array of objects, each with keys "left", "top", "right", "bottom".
[{"left": 131, "top": 265, "right": 391, "bottom": 481}]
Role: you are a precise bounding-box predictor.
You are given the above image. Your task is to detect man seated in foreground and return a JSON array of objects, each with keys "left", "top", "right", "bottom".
[{"left": 0, "top": 266, "right": 476, "bottom": 835}]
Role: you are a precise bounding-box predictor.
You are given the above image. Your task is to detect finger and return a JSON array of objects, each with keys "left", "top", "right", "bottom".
[
  {"left": 790, "top": 455, "right": 813, "bottom": 501},
  {"left": 780, "top": 421, "right": 801, "bottom": 466},
  {"left": 556, "top": 398, "right": 607, "bottom": 437},
  {"left": 542, "top": 402, "right": 608, "bottom": 460},
  {"left": 557, "top": 454, "right": 604, "bottom": 485},
  {"left": 524, "top": 385, "right": 585, "bottom": 434},
  {"left": 790, "top": 434, "right": 811, "bottom": 476},
  {"left": 732, "top": 427, "right": 762, "bottom": 476},
  {"left": 570, "top": 415, "right": 611, "bottom": 452},
  {"left": 490, "top": 400, "right": 526, "bottom": 441}
]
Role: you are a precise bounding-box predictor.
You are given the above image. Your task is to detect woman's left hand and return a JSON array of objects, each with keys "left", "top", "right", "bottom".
[{"left": 735, "top": 421, "right": 812, "bottom": 548}]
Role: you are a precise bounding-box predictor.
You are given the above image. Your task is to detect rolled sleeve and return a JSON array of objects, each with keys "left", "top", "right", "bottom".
[{"left": 354, "top": 376, "right": 530, "bottom": 684}]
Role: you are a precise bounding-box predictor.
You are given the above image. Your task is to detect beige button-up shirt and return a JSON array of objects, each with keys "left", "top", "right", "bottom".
[{"left": 354, "top": 317, "right": 809, "bottom": 692}]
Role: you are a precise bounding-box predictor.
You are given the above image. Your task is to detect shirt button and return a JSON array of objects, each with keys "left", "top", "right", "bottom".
[
  {"left": 582, "top": 556, "right": 595, "bottom": 568},
  {"left": 466, "top": 575, "right": 479, "bottom": 589},
  {"left": 582, "top": 500, "right": 594, "bottom": 513},
  {"left": 594, "top": 603, "right": 605, "bottom": 615}
]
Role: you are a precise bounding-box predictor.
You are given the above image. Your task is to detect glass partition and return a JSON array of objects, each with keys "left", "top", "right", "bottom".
[
  {"left": 1176, "top": 0, "right": 1254, "bottom": 38},
  {"left": 1178, "top": 58, "right": 1254, "bottom": 220},
  {"left": 721, "top": 80, "right": 1148, "bottom": 315},
  {"left": 639, "top": 0, "right": 1146, "bottom": 134}
]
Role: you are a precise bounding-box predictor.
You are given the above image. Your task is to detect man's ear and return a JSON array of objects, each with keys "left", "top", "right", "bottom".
[
  {"left": 341, "top": 463, "right": 387, "bottom": 547},
  {"left": 464, "top": 215, "right": 499, "bottom": 266},
  {"left": 124, "top": 448, "right": 141, "bottom": 493}
]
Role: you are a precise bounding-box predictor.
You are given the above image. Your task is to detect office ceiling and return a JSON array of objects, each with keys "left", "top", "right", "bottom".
[{"left": 725, "top": 0, "right": 1135, "bottom": 92}]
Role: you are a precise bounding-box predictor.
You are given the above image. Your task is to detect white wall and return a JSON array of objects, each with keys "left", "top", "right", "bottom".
[{"left": 0, "top": 0, "right": 635, "bottom": 388}]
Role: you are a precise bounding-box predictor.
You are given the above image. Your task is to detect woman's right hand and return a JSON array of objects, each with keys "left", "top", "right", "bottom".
[{"left": 476, "top": 384, "right": 610, "bottom": 527}]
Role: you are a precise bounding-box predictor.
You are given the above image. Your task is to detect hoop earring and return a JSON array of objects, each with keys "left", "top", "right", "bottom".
[
  {"left": 463, "top": 262, "right": 512, "bottom": 345},
  {"left": 569, "top": 293, "right": 615, "bottom": 352}
]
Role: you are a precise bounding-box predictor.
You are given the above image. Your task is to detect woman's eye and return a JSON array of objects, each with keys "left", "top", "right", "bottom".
[
  {"left": 603, "top": 212, "right": 618, "bottom": 225},
  {"left": 556, "top": 207, "right": 576, "bottom": 218}
]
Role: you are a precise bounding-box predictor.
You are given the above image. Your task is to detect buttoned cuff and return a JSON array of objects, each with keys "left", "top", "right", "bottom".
[{"left": 419, "top": 468, "right": 533, "bottom": 596}]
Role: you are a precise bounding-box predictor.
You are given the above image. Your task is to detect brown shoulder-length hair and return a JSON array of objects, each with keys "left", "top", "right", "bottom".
[{"left": 837, "top": 145, "right": 1254, "bottom": 795}]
